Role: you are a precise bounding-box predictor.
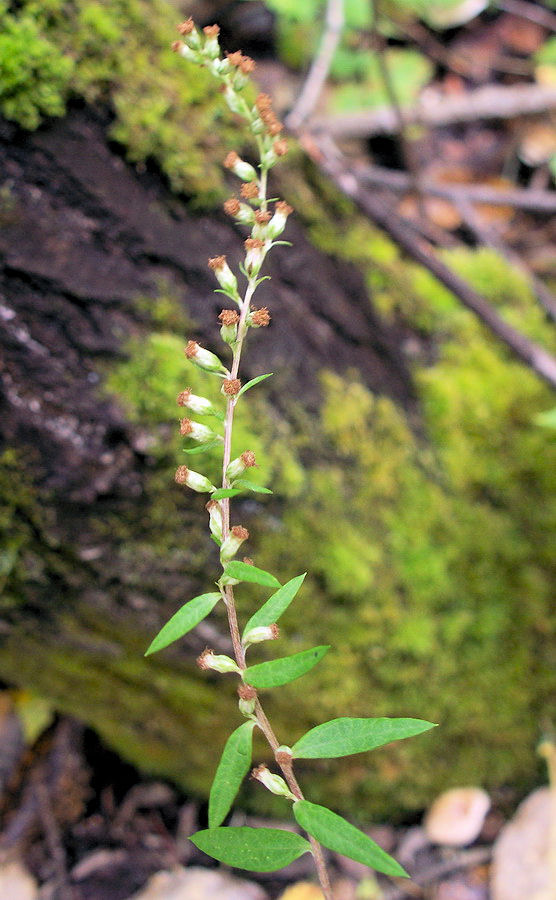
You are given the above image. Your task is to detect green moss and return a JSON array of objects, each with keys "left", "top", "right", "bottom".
[{"left": 0, "top": 0, "right": 247, "bottom": 205}]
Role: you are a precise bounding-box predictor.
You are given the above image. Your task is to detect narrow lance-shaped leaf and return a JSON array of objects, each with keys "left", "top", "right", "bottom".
[
  {"left": 244, "top": 645, "right": 330, "bottom": 689},
  {"left": 243, "top": 573, "right": 306, "bottom": 638},
  {"left": 293, "top": 800, "right": 408, "bottom": 878},
  {"left": 183, "top": 439, "right": 223, "bottom": 455},
  {"left": 190, "top": 827, "right": 311, "bottom": 872},
  {"left": 145, "top": 593, "right": 221, "bottom": 656},
  {"left": 291, "top": 717, "right": 437, "bottom": 759},
  {"left": 232, "top": 479, "right": 273, "bottom": 494},
  {"left": 211, "top": 488, "right": 243, "bottom": 500},
  {"left": 237, "top": 373, "right": 273, "bottom": 397},
  {"left": 209, "top": 722, "right": 255, "bottom": 828},
  {"left": 223, "top": 561, "right": 281, "bottom": 588}
]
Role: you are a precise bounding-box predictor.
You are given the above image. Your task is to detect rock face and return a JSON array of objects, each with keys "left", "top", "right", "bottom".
[
  {"left": 0, "top": 109, "right": 411, "bottom": 804},
  {"left": 491, "top": 788, "right": 552, "bottom": 900}
]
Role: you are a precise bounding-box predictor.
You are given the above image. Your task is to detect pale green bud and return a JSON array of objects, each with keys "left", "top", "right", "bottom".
[
  {"left": 224, "top": 152, "right": 258, "bottom": 182},
  {"left": 223, "top": 84, "right": 245, "bottom": 115},
  {"left": 251, "top": 765, "right": 296, "bottom": 800},
  {"left": 267, "top": 201, "right": 293, "bottom": 240},
  {"left": 179, "top": 418, "right": 219, "bottom": 443},
  {"left": 179, "top": 43, "right": 199, "bottom": 62},
  {"left": 197, "top": 649, "right": 241, "bottom": 674},
  {"left": 220, "top": 324, "right": 237, "bottom": 346},
  {"left": 220, "top": 525, "right": 249, "bottom": 563},
  {"left": 185, "top": 340, "right": 226, "bottom": 374},
  {"left": 174, "top": 466, "right": 216, "bottom": 493},
  {"left": 205, "top": 500, "right": 223, "bottom": 543},
  {"left": 239, "top": 697, "right": 256, "bottom": 717},
  {"left": 177, "top": 389, "right": 216, "bottom": 416},
  {"left": 243, "top": 624, "right": 279, "bottom": 648},
  {"left": 226, "top": 450, "right": 257, "bottom": 481},
  {"left": 208, "top": 255, "right": 239, "bottom": 296}
]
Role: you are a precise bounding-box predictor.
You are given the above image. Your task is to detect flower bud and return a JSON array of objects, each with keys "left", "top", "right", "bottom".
[
  {"left": 244, "top": 238, "right": 267, "bottom": 274},
  {"left": 224, "top": 198, "right": 255, "bottom": 226},
  {"left": 208, "top": 256, "right": 238, "bottom": 296},
  {"left": 249, "top": 307, "right": 271, "bottom": 328},
  {"left": 251, "top": 765, "right": 295, "bottom": 800},
  {"left": 238, "top": 684, "right": 257, "bottom": 717},
  {"left": 185, "top": 341, "right": 226, "bottom": 374},
  {"left": 267, "top": 201, "right": 293, "bottom": 239},
  {"left": 239, "top": 698, "right": 256, "bottom": 717},
  {"left": 205, "top": 499, "right": 223, "bottom": 543},
  {"left": 177, "top": 389, "right": 216, "bottom": 416},
  {"left": 202, "top": 24, "right": 220, "bottom": 58},
  {"left": 223, "top": 84, "right": 245, "bottom": 115},
  {"left": 174, "top": 465, "right": 215, "bottom": 493},
  {"left": 220, "top": 525, "right": 249, "bottom": 563},
  {"left": 226, "top": 450, "right": 256, "bottom": 481},
  {"left": 222, "top": 378, "right": 241, "bottom": 397},
  {"left": 241, "top": 182, "right": 260, "bottom": 202},
  {"left": 179, "top": 42, "right": 200, "bottom": 62},
  {"left": 179, "top": 418, "right": 219, "bottom": 443},
  {"left": 197, "top": 648, "right": 240, "bottom": 674},
  {"left": 224, "top": 151, "right": 258, "bottom": 183},
  {"left": 243, "top": 624, "right": 279, "bottom": 648},
  {"left": 252, "top": 210, "right": 271, "bottom": 239}
]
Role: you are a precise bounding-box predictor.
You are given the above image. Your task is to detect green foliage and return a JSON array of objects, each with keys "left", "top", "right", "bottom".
[
  {"left": 293, "top": 800, "right": 408, "bottom": 877},
  {"left": 144, "top": 592, "right": 221, "bottom": 656},
  {"left": 190, "top": 827, "right": 311, "bottom": 871},
  {"left": 222, "top": 561, "right": 281, "bottom": 588},
  {"left": 243, "top": 645, "right": 330, "bottom": 688},
  {"left": 0, "top": 0, "right": 245, "bottom": 205},
  {"left": 209, "top": 722, "right": 256, "bottom": 828},
  {"left": 291, "top": 717, "right": 436, "bottom": 759},
  {"left": 0, "top": 2, "right": 73, "bottom": 129},
  {"left": 243, "top": 574, "right": 306, "bottom": 635}
]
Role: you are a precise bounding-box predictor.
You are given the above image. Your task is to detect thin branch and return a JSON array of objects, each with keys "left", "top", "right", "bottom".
[
  {"left": 453, "top": 193, "right": 556, "bottom": 322},
  {"left": 355, "top": 164, "right": 556, "bottom": 213},
  {"left": 497, "top": 0, "right": 556, "bottom": 31},
  {"left": 311, "top": 83, "right": 556, "bottom": 138},
  {"left": 285, "top": 0, "right": 344, "bottom": 132},
  {"left": 303, "top": 135, "right": 556, "bottom": 389}
]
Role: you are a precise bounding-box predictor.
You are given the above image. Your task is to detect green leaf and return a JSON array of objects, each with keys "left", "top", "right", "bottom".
[
  {"left": 244, "top": 645, "right": 329, "bottom": 689},
  {"left": 223, "top": 561, "right": 281, "bottom": 588},
  {"left": 145, "top": 593, "right": 221, "bottom": 656},
  {"left": 292, "top": 717, "right": 436, "bottom": 759},
  {"left": 209, "top": 722, "right": 255, "bottom": 828},
  {"left": 293, "top": 800, "right": 408, "bottom": 878},
  {"left": 232, "top": 479, "right": 273, "bottom": 494},
  {"left": 237, "top": 373, "right": 273, "bottom": 397},
  {"left": 243, "top": 573, "right": 306, "bottom": 637},
  {"left": 211, "top": 488, "right": 243, "bottom": 500},
  {"left": 190, "top": 826, "right": 311, "bottom": 872},
  {"left": 183, "top": 439, "right": 223, "bottom": 454}
]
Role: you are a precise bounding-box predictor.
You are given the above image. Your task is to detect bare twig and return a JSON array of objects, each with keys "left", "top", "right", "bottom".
[
  {"left": 355, "top": 164, "right": 556, "bottom": 213},
  {"left": 497, "top": 0, "right": 556, "bottom": 31},
  {"left": 311, "top": 83, "right": 556, "bottom": 137},
  {"left": 453, "top": 194, "right": 556, "bottom": 322},
  {"left": 303, "top": 135, "right": 556, "bottom": 389},
  {"left": 285, "top": 0, "right": 344, "bottom": 132}
]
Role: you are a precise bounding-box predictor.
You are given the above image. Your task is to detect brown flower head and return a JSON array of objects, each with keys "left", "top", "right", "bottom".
[
  {"left": 205, "top": 499, "right": 220, "bottom": 513},
  {"left": 208, "top": 255, "right": 226, "bottom": 271},
  {"left": 179, "top": 418, "right": 193, "bottom": 436},
  {"left": 242, "top": 557, "right": 254, "bottom": 566},
  {"left": 231, "top": 525, "right": 249, "bottom": 541},
  {"left": 240, "top": 182, "right": 259, "bottom": 200},
  {"left": 177, "top": 389, "right": 192, "bottom": 406},
  {"left": 226, "top": 51, "right": 244, "bottom": 67},
  {"left": 266, "top": 118, "right": 283, "bottom": 136},
  {"left": 273, "top": 138, "right": 288, "bottom": 157},
  {"left": 254, "top": 210, "right": 271, "bottom": 225},
  {"left": 244, "top": 238, "right": 264, "bottom": 252},
  {"left": 223, "top": 151, "right": 239, "bottom": 170},
  {"left": 171, "top": 40, "right": 183, "bottom": 53},
  {"left": 251, "top": 307, "right": 271, "bottom": 327},
  {"left": 255, "top": 93, "right": 273, "bottom": 114},
  {"left": 223, "top": 198, "right": 240, "bottom": 217},
  {"left": 175, "top": 465, "right": 189, "bottom": 484},
  {"left": 238, "top": 683, "right": 257, "bottom": 700},
  {"left": 240, "top": 450, "right": 256, "bottom": 468},
  {"left": 185, "top": 341, "right": 198, "bottom": 359},
  {"left": 203, "top": 24, "right": 220, "bottom": 36},
  {"left": 222, "top": 378, "right": 242, "bottom": 396},
  {"left": 276, "top": 201, "right": 293, "bottom": 216},
  {"left": 218, "top": 309, "right": 239, "bottom": 327},
  {"left": 197, "top": 648, "right": 214, "bottom": 670},
  {"left": 239, "top": 55, "right": 255, "bottom": 74},
  {"left": 177, "top": 18, "right": 195, "bottom": 35}
]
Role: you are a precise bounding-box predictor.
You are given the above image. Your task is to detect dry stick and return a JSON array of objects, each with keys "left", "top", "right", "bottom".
[
  {"left": 454, "top": 194, "right": 556, "bottom": 322},
  {"left": 369, "top": 0, "right": 425, "bottom": 219},
  {"left": 304, "top": 135, "right": 556, "bottom": 390},
  {"left": 311, "top": 82, "right": 556, "bottom": 138},
  {"left": 497, "top": 0, "right": 556, "bottom": 31},
  {"left": 355, "top": 163, "right": 556, "bottom": 214},
  {"left": 285, "top": 0, "right": 344, "bottom": 132}
]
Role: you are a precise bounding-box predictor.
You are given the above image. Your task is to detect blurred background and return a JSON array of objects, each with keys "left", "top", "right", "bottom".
[{"left": 0, "top": 0, "right": 555, "bottom": 897}]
